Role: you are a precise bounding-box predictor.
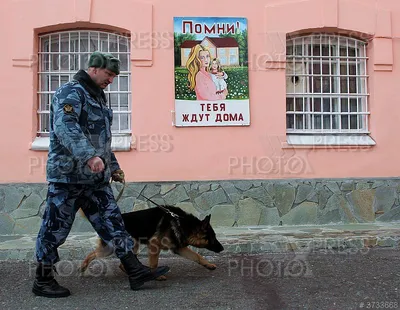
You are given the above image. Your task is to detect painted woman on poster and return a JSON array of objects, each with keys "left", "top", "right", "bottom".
[{"left": 185, "top": 44, "right": 229, "bottom": 101}]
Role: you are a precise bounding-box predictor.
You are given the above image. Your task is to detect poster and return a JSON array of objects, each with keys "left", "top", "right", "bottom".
[{"left": 174, "top": 17, "right": 250, "bottom": 127}]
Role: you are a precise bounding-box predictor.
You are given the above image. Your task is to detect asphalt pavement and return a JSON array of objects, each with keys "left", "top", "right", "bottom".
[{"left": 0, "top": 248, "right": 399, "bottom": 310}]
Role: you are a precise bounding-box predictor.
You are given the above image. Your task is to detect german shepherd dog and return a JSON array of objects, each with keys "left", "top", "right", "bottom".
[{"left": 80, "top": 206, "right": 224, "bottom": 279}]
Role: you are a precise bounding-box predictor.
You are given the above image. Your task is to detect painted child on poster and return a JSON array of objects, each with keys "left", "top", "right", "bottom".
[{"left": 174, "top": 17, "right": 250, "bottom": 127}]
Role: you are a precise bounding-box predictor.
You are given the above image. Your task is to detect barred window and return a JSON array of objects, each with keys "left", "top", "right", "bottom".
[
  {"left": 286, "top": 34, "right": 369, "bottom": 134},
  {"left": 37, "top": 30, "right": 131, "bottom": 136}
]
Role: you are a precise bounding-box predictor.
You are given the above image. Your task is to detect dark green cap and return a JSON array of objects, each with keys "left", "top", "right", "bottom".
[{"left": 88, "top": 51, "right": 120, "bottom": 75}]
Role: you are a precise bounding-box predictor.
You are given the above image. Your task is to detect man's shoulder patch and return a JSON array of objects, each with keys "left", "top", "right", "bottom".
[{"left": 63, "top": 104, "right": 74, "bottom": 114}]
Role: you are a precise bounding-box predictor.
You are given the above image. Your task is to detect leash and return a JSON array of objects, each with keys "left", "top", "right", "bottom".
[
  {"left": 113, "top": 179, "right": 181, "bottom": 221},
  {"left": 112, "top": 178, "right": 185, "bottom": 248},
  {"left": 114, "top": 179, "right": 126, "bottom": 202}
]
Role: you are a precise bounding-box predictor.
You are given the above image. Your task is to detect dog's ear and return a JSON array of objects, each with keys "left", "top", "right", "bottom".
[{"left": 202, "top": 214, "right": 211, "bottom": 229}]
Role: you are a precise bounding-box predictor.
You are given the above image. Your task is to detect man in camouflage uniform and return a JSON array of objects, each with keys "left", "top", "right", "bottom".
[{"left": 33, "top": 51, "right": 170, "bottom": 298}]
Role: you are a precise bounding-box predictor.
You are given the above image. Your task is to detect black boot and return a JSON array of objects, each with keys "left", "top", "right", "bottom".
[
  {"left": 32, "top": 263, "right": 71, "bottom": 298},
  {"left": 120, "top": 252, "right": 170, "bottom": 290}
]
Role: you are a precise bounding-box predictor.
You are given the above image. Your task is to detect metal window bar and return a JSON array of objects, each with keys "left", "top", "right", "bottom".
[
  {"left": 285, "top": 34, "right": 369, "bottom": 134},
  {"left": 288, "top": 55, "right": 368, "bottom": 60},
  {"left": 37, "top": 30, "right": 132, "bottom": 135},
  {"left": 346, "top": 37, "right": 350, "bottom": 130},
  {"left": 38, "top": 36, "right": 43, "bottom": 132},
  {"left": 58, "top": 33, "right": 61, "bottom": 90},
  {"left": 329, "top": 36, "right": 332, "bottom": 130},
  {"left": 292, "top": 39, "right": 296, "bottom": 130},
  {"left": 355, "top": 39, "right": 359, "bottom": 130},
  {"left": 335, "top": 37, "right": 342, "bottom": 132},
  {"left": 117, "top": 35, "right": 121, "bottom": 132},
  {"left": 310, "top": 35, "right": 314, "bottom": 130},
  {"left": 302, "top": 37, "right": 305, "bottom": 131},
  {"left": 364, "top": 43, "right": 369, "bottom": 132},
  {"left": 320, "top": 37, "right": 323, "bottom": 131},
  {"left": 68, "top": 32, "right": 71, "bottom": 72},
  {"left": 305, "top": 36, "right": 311, "bottom": 130},
  {"left": 78, "top": 32, "right": 81, "bottom": 69}
]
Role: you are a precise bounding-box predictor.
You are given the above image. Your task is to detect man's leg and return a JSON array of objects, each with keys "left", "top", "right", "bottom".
[
  {"left": 81, "top": 183, "right": 170, "bottom": 290},
  {"left": 81, "top": 184, "right": 133, "bottom": 256},
  {"left": 33, "top": 183, "right": 83, "bottom": 298}
]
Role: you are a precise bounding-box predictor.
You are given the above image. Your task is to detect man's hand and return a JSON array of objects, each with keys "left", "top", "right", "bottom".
[
  {"left": 87, "top": 157, "right": 105, "bottom": 173},
  {"left": 111, "top": 169, "right": 125, "bottom": 183}
]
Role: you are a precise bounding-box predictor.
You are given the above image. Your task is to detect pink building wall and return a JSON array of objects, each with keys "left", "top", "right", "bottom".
[{"left": 1, "top": 0, "right": 399, "bottom": 184}]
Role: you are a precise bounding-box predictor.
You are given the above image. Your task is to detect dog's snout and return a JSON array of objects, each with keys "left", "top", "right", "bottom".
[{"left": 208, "top": 241, "right": 224, "bottom": 253}]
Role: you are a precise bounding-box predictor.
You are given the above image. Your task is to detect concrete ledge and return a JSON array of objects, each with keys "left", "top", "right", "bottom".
[
  {"left": 1, "top": 223, "right": 399, "bottom": 262},
  {"left": 286, "top": 134, "right": 376, "bottom": 146},
  {"left": 30, "top": 135, "right": 132, "bottom": 152},
  {"left": 2, "top": 178, "right": 400, "bottom": 236}
]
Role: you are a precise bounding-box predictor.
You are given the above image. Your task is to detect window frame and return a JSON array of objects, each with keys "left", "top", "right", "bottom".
[
  {"left": 32, "top": 29, "right": 132, "bottom": 151},
  {"left": 285, "top": 34, "right": 375, "bottom": 146}
]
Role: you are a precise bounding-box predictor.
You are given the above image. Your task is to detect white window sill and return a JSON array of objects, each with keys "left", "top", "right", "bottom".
[
  {"left": 30, "top": 135, "right": 132, "bottom": 152},
  {"left": 284, "top": 134, "right": 376, "bottom": 148}
]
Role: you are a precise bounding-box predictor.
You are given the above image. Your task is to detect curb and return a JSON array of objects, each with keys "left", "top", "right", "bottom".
[{"left": 1, "top": 223, "right": 399, "bottom": 261}]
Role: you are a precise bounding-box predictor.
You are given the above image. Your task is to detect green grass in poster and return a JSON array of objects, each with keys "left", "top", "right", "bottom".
[{"left": 175, "top": 67, "right": 249, "bottom": 100}]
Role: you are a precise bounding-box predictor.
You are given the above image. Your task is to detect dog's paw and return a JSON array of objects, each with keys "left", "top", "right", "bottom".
[
  {"left": 156, "top": 275, "right": 167, "bottom": 281},
  {"left": 205, "top": 263, "right": 217, "bottom": 270}
]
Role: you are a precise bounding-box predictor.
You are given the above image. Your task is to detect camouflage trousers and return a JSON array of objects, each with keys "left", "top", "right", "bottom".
[{"left": 35, "top": 182, "right": 134, "bottom": 264}]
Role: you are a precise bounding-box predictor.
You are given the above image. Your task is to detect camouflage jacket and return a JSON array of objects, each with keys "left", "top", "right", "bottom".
[{"left": 46, "top": 70, "right": 120, "bottom": 184}]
